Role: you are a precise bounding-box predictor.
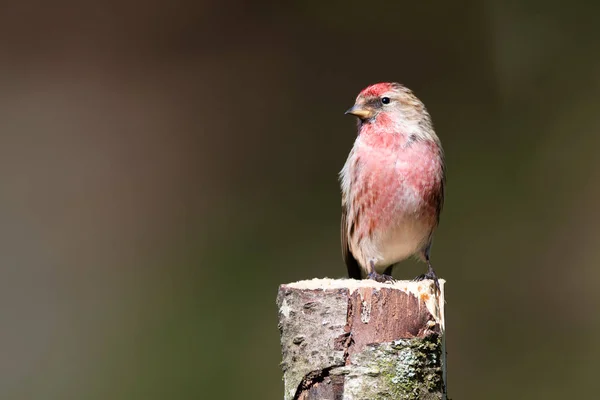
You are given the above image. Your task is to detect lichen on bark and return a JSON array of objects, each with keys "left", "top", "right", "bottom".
[{"left": 340, "top": 335, "right": 444, "bottom": 400}]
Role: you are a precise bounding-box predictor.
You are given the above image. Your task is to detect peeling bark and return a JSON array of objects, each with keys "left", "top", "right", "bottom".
[{"left": 277, "top": 278, "right": 446, "bottom": 400}]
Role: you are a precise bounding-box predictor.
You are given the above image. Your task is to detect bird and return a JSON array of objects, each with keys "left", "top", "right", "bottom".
[{"left": 339, "top": 82, "right": 445, "bottom": 288}]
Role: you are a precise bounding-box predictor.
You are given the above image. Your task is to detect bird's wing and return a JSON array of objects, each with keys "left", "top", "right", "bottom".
[
  {"left": 436, "top": 147, "right": 446, "bottom": 223},
  {"left": 341, "top": 203, "right": 362, "bottom": 279}
]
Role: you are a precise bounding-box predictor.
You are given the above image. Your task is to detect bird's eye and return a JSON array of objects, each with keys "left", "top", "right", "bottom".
[{"left": 381, "top": 97, "right": 391, "bottom": 105}]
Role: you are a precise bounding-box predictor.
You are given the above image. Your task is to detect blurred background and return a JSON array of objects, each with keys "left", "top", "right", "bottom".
[{"left": 0, "top": 0, "right": 599, "bottom": 398}]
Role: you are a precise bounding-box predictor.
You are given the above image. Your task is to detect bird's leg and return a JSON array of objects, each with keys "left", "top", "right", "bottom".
[
  {"left": 367, "top": 260, "right": 395, "bottom": 283},
  {"left": 413, "top": 255, "right": 440, "bottom": 293}
]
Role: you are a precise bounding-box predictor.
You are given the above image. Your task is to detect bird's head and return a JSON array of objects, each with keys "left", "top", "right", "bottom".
[{"left": 345, "top": 82, "right": 428, "bottom": 130}]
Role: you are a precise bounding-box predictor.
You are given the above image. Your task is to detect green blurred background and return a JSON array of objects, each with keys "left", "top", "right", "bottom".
[{"left": 1, "top": 0, "right": 599, "bottom": 399}]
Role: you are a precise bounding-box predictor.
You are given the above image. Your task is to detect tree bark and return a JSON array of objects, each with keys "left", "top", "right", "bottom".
[{"left": 277, "top": 278, "right": 446, "bottom": 400}]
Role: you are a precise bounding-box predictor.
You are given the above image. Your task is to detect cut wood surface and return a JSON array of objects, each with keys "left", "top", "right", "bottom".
[{"left": 277, "top": 278, "right": 446, "bottom": 400}]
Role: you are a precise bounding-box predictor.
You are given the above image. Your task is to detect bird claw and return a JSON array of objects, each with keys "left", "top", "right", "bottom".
[
  {"left": 413, "top": 272, "right": 440, "bottom": 293},
  {"left": 368, "top": 272, "right": 395, "bottom": 284}
]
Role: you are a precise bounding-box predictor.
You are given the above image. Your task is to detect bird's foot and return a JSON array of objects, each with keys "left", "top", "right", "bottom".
[
  {"left": 367, "top": 272, "right": 395, "bottom": 284},
  {"left": 413, "top": 265, "right": 440, "bottom": 293}
]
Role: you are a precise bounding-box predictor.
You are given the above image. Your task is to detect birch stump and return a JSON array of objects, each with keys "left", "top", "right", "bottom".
[{"left": 277, "top": 278, "right": 446, "bottom": 400}]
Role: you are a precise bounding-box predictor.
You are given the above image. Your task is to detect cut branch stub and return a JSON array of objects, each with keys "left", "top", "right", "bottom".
[{"left": 277, "top": 278, "right": 446, "bottom": 400}]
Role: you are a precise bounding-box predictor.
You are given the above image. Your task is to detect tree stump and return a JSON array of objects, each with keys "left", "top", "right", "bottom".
[{"left": 277, "top": 278, "right": 446, "bottom": 400}]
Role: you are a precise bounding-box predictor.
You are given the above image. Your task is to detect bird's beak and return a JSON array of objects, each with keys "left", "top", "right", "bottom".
[{"left": 345, "top": 104, "right": 374, "bottom": 120}]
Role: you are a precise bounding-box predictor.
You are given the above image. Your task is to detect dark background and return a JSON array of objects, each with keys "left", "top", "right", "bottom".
[{"left": 1, "top": 1, "right": 599, "bottom": 399}]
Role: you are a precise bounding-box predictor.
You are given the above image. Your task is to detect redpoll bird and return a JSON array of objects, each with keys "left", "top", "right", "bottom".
[{"left": 340, "top": 82, "right": 445, "bottom": 286}]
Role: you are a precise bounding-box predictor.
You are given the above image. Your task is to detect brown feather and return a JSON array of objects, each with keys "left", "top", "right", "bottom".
[{"left": 341, "top": 203, "right": 361, "bottom": 279}]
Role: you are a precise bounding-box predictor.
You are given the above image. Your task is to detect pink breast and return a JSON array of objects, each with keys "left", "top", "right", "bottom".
[{"left": 350, "top": 137, "right": 443, "bottom": 243}]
